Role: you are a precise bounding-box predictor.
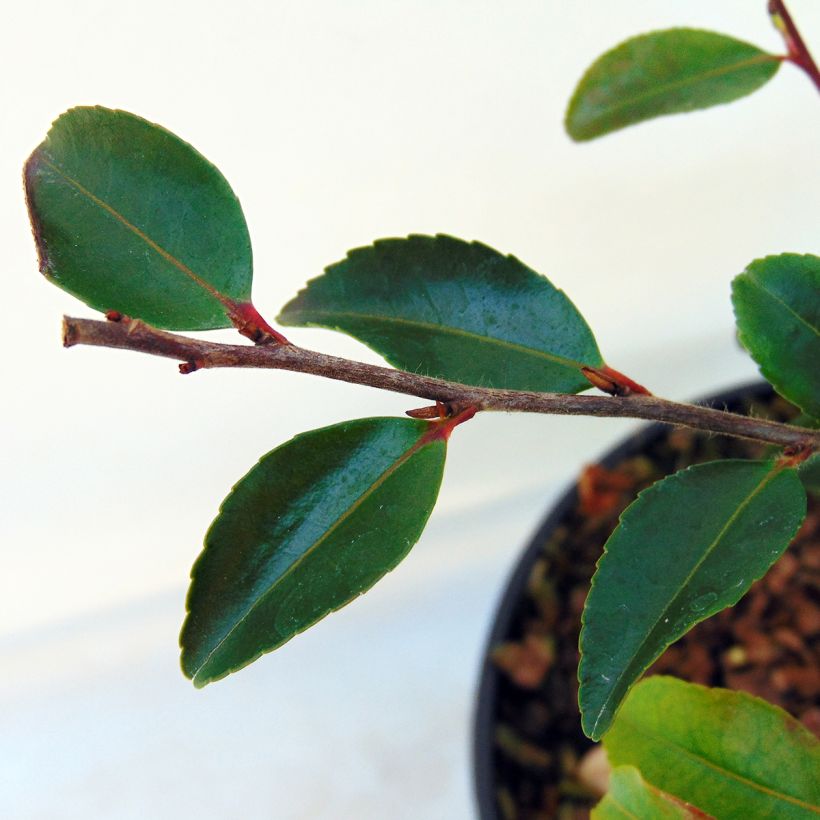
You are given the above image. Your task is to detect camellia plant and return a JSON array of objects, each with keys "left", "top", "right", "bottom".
[{"left": 23, "top": 1, "right": 820, "bottom": 816}]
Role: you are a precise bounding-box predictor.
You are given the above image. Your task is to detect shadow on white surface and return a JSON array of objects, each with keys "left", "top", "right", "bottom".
[{"left": 2, "top": 486, "right": 563, "bottom": 820}]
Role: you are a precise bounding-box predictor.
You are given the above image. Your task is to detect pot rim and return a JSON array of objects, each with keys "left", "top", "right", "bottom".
[{"left": 471, "top": 380, "right": 775, "bottom": 819}]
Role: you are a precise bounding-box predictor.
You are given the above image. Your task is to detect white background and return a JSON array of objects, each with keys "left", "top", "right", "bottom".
[{"left": 2, "top": 2, "right": 818, "bottom": 818}]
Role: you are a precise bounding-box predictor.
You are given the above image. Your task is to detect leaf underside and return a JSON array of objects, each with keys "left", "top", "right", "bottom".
[
  {"left": 180, "top": 417, "right": 446, "bottom": 687},
  {"left": 24, "top": 106, "right": 253, "bottom": 330},
  {"left": 579, "top": 460, "right": 806, "bottom": 740},
  {"left": 278, "top": 234, "right": 603, "bottom": 393},
  {"left": 732, "top": 253, "right": 820, "bottom": 420},
  {"left": 566, "top": 28, "right": 779, "bottom": 141},
  {"left": 604, "top": 677, "right": 820, "bottom": 819}
]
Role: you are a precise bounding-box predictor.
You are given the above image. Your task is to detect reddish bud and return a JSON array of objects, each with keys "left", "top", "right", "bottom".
[
  {"left": 780, "top": 441, "right": 814, "bottom": 467},
  {"left": 179, "top": 360, "right": 203, "bottom": 375},
  {"left": 582, "top": 365, "right": 650, "bottom": 396},
  {"left": 581, "top": 366, "right": 618, "bottom": 395},
  {"left": 231, "top": 302, "right": 290, "bottom": 345},
  {"left": 406, "top": 406, "right": 441, "bottom": 419}
]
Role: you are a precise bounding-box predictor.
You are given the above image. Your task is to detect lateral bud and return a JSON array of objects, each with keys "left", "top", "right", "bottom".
[
  {"left": 406, "top": 400, "right": 469, "bottom": 420},
  {"left": 582, "top": 365, "right": 651, "bottom": 397},
  {"left": 179, "top": 360, "right": 204, "bottom": 375},
  {"left": 582, "top": 366, "right": 618, "bottom": 395},
  {"left": 424, "top": 404, "right": 479, "bottom": 442},
  {"left": 104, "top": 312, "right": 144, "bottom": 335},
  {"left": 406, "top": 405, "right": 442, "bottom": 419},
  {"left": 231, "top": 302, "right": 290, "bottom": 345},
  {"left": 779, "top": 440, "right": 814, "bottom": 467}
]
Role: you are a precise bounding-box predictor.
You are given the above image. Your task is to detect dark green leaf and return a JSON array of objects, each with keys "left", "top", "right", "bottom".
[
  {"left": 732, "top": 254, "right": 820, "bottom": 419},
  {"left": 25, "top": 106, "right": 253, "bottom": 330},
  {"left": 604, "top": 677, "right": 820, "bottom": 819},
  {"left": 592, "top": 766, "right": 712, "bottom": 819},
  {"left": 180, "top": 417, "right": 447, "bottom": 686},
  {"left": 566, "top": 29, "right": 780, "bottom": 141},
  {"left": 277, "top": 234, "right": 603, "bottom": 393},
  {"left": 579, "top": 460, "right": 806, "bottom": 740},
  {"left": 799, "top": 453, "right": 820, "bottom": 495}
]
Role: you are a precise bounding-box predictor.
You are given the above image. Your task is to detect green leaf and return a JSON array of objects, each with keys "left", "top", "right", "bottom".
[
  {"left": 566, "top": 29, "right": 780, "bottom": 141},
  {"left": 277, "top": 234, "right": 603, "bottom": 393},
  {"left": 732, "top": 254, "right": 820, "bottom": 420},
  {"left": 593, "top": 766, "right": 712, "bottom": 819},
  {"left": 799, "top": 452, "right": 820, "bottom": 495},
  {"left": 579, "top": 460, "right": 806, "bottom": 740},
  {"left": 25, "top": 106, "right": 253, "bottom": 330},
  {"left": 604, "top": 677, "right": 820, "bottom": 819},
  {"left": 180, "top": 417, "right": 447, "bottom": 686}
]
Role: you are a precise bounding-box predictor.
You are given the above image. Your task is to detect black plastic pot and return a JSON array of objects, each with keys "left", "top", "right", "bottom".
[{"left": 472, "top": 381, "right": 778, "bottom": 819}]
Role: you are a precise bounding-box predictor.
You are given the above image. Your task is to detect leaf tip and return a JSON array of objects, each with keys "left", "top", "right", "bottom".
[
  {"left": 180, "top": 648, "right": 210, "bottom": 688},
  {"left": 580, "top": 698, "right": 611, "bottom": 742},
  {"left": 563, "top": 109, "right": 595, "bottom": 143},
  {"left": 190, "top": 673, "right": 210, "bottom": 690}
]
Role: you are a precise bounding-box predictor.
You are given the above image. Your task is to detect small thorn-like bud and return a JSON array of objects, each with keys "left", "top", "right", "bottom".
[
  {"left": 238, "top": 322, "right": 263, "bottom": 343},
  {"left": 407, "top": 400, "right": 469, "bottom": 420},
  {"left": 105, "top": 310, "right": 123, "bottom": 322},
  {"left": 406, "top": 405, "right": 441, "bottom": 419},
  {"left": 420, "top": 404, "right": 479, "bottom": 443},
  {"left": 582, "top": 366, "right": 618, "bottom": 395},
  {"left": 780, "top": 440, "right": 814, "bottom": 466},
  {"left": 582, "top": 365, "right": 651, "bottom": 397},
  {"left": 231, "top": 302, "right": 291, "bottom": 345},
  {"left": 179, "top": 360, "right": 202, "bottom": 375}
]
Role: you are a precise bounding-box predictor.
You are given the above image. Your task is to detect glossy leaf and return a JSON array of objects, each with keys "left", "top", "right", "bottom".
[
  {"left": 278, "top": 234, "right": 603, "bottom": 393},
  {"left": 732, "top": 254, "right": 820, "bottom": 419},
  {"left": 604, "top": 677, "right": 820, "bottom": 819},
  {"left": 566, "top": 29, "right": 779, "bottom": 141},
  {"left": 25, "top": 106, "right": 253, "bottom": 330},
  {"left": 579, "top": 460, "right": 806, "bottom": 740},
  {"left": 181, "top": 417, "right": 447, "bottom": 686},
  {"left": 593, "top": 766, "right": 712, "bottom": 819}
]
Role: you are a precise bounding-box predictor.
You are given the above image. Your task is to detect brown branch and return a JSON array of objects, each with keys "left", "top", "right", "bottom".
[
  {"left": 769, "top": 0, "right": 820, "bottom": 92},
  {"left": 63, "top": 315, "right": 820, "bottom": 452}
]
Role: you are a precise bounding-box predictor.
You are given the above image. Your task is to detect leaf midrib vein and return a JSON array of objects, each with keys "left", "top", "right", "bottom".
[
  {"left": 591, "top": 466, "right": 779, "bottom": 736},
  {"left": 191, "top": 432, "right": 435, "bottom": 681},
  {"left": 283, "top": 308, "right": 592, "bottom": 370},
  {"left": 747, "top": 273, "right": 820, "bottom": 339},
  {"left": 580, "top": 53, "right": 776, "bottom": 124},
  {"left": 616, "top": 717, "right": 820, "bottom": 813},
  {"left": 39, "top": 155, "right": 228, "bottom": 307}
]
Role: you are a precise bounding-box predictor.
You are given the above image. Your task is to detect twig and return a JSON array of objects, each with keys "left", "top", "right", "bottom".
[
  {"left": 769, "top": 0, "right": 820, "bottom": 91},
  {"left": 62, "top": 316, "right": 820, "bottom": 452}
]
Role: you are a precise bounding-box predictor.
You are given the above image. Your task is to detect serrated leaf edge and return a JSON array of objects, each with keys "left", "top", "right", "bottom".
[
  {"left": 181, "top": 420, "right": 445, "bottom": 686},
  {"left": 580, "top": 460, "right": 803, "bottom": 740}
]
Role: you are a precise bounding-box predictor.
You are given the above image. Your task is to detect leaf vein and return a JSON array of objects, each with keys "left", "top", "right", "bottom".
[
  {"left": 590, "top": 466, "right": 780, "bottom": 737},
  {"left": 617, "top": 718, "right": 820, "bottom": 813},
  {"left": 582, "top": 53, "right": 776, "bottom": 123},
  {"left": 284, "top": 309, "right": 591, "bottom": 370},
  {"left": 39, "top": 156, "right": 229, "bottom": 308},
  {"left": 745, "top": 274, "right": 820, "bottom": 339},
  {"left": 190, "top": 432, "right": 435, "bottom": 681}
]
